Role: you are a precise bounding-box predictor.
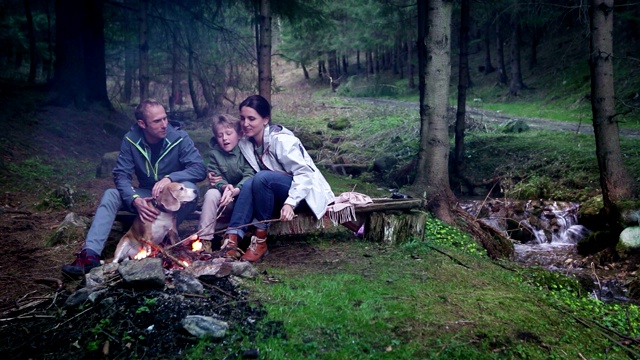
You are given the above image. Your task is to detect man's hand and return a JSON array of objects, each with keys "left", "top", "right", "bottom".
[
  {"left": 152, "top": 177, "right": 172, "bottom": 199},
  {"left": 220, "top": 185, "right": 237, "bottom": 207},
  {"left": 208, "top": 172, "right": 223, "bottom": 187},
  {"left": 280, "top": 204, "right": 295, "bottom": 222},
  {"left": 133, "top": 197, "right": 160, "bottom": 223}
]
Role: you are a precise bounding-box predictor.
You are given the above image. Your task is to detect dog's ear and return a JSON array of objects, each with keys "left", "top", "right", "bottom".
[{"left": 159, "top": 184, "right": 181, "bottom": 212}]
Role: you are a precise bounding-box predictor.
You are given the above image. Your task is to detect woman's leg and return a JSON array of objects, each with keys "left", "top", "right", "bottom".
[{"left": 251, "top": 171, "right": 293, "bottom": 229}]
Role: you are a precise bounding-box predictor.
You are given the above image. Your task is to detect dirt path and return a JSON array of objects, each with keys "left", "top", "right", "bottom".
[{"left": 349, "top": 97, "right": 640, "bottom": 139}]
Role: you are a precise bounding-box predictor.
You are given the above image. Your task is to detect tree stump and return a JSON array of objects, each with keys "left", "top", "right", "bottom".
[{"left": 365, "top": 210, "right": 428, "bottom": 245}]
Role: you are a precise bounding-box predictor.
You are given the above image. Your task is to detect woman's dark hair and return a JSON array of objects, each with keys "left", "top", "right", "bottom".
[{"left": 239, "top": 95, "right": 271, "bottom": 119}]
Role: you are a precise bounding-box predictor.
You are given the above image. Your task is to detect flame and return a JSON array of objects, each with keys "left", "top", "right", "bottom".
[
  {"left": 181, "top": 261, "right": 190, "bottom": 267},
  {"left": 191, "top": 239, "right": 203, "bottom": 252},
  {"left": 134, "top": 248, "right": 148, "bottom": 260}
]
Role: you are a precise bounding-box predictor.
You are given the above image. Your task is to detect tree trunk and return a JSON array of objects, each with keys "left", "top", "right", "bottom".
[
  {"left": 24, "top": 0, "right": 37, "bottom": 83},
  {"left": 342, "top": 54, "right": 348, "bottom": 76},
  {"left": 408, "top": 41, "right": 415, "bottom": 89},
  {"left": 496, "top": 16, "right": 507, "bottom": 85},
  {"left": 589, "top": 0, "right": 635, "bottom": 220},
  {"left": 83, "top": 0, "right": 110, "bottom": 107},
  {"left": 258, "top": 0, "right": 272, "bottom": 103},
  {"left": 139, "top": 0, "right": 149, "bottom": 101},
  {"left": 417, "top": 0, "right": 426, "bottom": 101},
  {"left": 302, "top": 63, "right": 309, "bottom": 79},
  {"left": 454, "top": 0, "right": 470, "bottom": 175},
  {"left": 52, "top": 0, "right": 109, "bottom": 108},
  {"left": 509, "top": 18, "right": 526, "bottom": 95},
  {"left": 413, "top": 0, "right": 456, "bottom": 224},
  {"left": 187, "top": 40, "right": 203, "bottom": 118},
  {"left": 122, "top": 42, "right": 135, "bottom": 104},
  {"left": 169, "top": 33, "right": 179, "bottom": 113},
  {"left": 44, "top": 0, "right": 53, "bottom": 82},
  {"left": 482, "top": 21, "right": 495, "bottom": 75}
]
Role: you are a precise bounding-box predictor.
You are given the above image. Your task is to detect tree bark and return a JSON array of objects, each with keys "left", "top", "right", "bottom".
[
  {"left": 83, "top": 0, "right": 110, "bottom": 106},
  {"left": 258, "top": 0, "right": 272, "bottom": 103},
  {"left": 413, "top": 0, "right": 456, "bottom": 224},
  {"left": 509, "top": 17, "right": 526, "bottom": 95},
  {"left": 139, "top": 0, "right": 149, "bottom": 101},
  {"left": 495, "top": 15, "right": 507, "bottom": 85},
  {"left": 24, "top": 0, "right": 37, "bottom": 83},
  {"left": 454, "top": 0, "right": 470, "bottom": 175},
  {"left": 482, "top": 21, "right": 495, "bottom": 75},
  {"left": 52, "top": 0, "right": 110, "bottom": 109},
  {"left": 589, "top": 0, "right": 635, "bottom": 219},
  {"left": 169, "top": 33, "right": 179, "bottom": 113}
]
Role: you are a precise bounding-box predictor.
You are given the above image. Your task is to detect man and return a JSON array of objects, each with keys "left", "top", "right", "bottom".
[{"left": 62, "top": 99, "right": 206, "bottom": 277}]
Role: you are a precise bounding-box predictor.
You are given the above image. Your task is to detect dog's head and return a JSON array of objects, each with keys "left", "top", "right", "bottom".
[{"left": 157, "top": 182, "right": 198, "bottom": 212}]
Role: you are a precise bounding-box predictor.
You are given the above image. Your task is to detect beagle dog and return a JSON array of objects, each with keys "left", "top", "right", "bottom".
[{"left": 112, "top": 182, "right": 197, "bottom": 263}]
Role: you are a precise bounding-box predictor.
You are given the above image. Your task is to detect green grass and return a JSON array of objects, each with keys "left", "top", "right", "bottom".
[{"left": 227, "top": 235, "right": 638, "bottom": 359}]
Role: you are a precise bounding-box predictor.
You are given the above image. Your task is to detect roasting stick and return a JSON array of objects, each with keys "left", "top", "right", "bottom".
[
  {"left": 138, "top": 238, "right": 187, "bottom": 267},
  {"left": 166, "top": 216, "right": 291, "bottom": 251},
  {"left": 166, "top": 204, "right": 229, "bottom": 250}
]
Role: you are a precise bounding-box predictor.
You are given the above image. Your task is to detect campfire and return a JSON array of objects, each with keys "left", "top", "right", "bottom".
[{"left": 133, "top": 233, "right": 214, "bottom": 269}]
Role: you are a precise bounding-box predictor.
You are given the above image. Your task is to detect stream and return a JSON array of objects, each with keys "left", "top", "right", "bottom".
[{"left": 460, "top": 199, "right": 632, "bottom": 303}]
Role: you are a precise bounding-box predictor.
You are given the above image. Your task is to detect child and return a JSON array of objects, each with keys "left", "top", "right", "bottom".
[{"left": 198, "top": 114, "right": 255, "bottom": 250}]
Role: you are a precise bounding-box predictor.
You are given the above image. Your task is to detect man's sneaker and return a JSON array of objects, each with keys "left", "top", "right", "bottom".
[{"left": 62, "top": 249, "right": 101, "bottom": 277}]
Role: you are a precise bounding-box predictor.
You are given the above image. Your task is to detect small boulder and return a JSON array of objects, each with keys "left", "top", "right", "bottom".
[
  {"left": 118, "top": 258, "right": 166, "bottom": 288},
  {"left": 499, "top": 119, "right": 529, "bottom": 133},
  {"left": 617, "top": 226, "right": 640, "bottom": 255},
  {"left": 96, "top": 151, "right": 120, "bottom": 178},
  {"left": 327, "top": 118, "right": 351, "bottom": 130},
  {"left": 181, "top": 315, "right": 228, "bottom": 339}
]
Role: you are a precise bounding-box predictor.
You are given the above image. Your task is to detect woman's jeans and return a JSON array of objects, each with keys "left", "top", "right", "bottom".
[{"left": 226, "top": 170, "right": 292, "bottom": 239}]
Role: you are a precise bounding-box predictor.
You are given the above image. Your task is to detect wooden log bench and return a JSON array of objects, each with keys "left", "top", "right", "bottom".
[{"left": 116, "top": 198, "right": 426, "bottom": 244}]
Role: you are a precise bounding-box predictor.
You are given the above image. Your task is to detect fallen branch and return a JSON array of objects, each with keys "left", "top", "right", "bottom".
[
  {"left": 167, "top": 217, "right": 284, "bottom": 250},
  {"left": 201, "top": 282, "right": 237, "bottom": 300}
]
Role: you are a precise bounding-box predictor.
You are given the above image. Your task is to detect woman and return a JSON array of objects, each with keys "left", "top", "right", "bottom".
[{"left": 220, "top": 95, "right": 335, "bottom": 262}]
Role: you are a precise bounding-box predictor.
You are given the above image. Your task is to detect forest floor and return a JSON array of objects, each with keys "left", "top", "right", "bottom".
[{"left": 0, "top": 79, "right": 638, "bottom": 358}]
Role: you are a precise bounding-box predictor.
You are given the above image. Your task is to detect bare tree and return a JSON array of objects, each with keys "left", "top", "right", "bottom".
[
  {"left": 258, "top": 0, "right": 272, "bottom": 103},
  {"left": 589, "top": 0, "right": 636, "bottom": 221},
  {"left": 413, "top": 0, "right": 456, "bottom": 224},
  {"left": 454, "top": 0, "right": 470, "bottom": 175},
  {"left": 139, "top": 0, "right": 149, "bottom": 101}
]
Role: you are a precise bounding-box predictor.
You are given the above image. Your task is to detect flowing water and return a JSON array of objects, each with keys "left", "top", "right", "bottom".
[{"left": 461, "top": 199, "right": 631, "bottom": 302}]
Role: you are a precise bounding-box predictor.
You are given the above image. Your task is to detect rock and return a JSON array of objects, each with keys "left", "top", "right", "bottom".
[
  {"left": 64, "top": 287, "right": 99, "bottom": 308},
  {"left": 373, "top": 154, "right": 396, "bottom": 173},
  {"left": 181, "top": 315, "right": 228, "bottom": 339},
  {"left": 118, "top": 258, "right": 166, "bottom": 288},
  {"left": 499, "top": 119, "right": 530, "bottom": 133},
  {"left": 296, "top": 131, "right": 323, "bottom": 150},
  {"left": 85, "top": 262, "right": 119, "bottom": 288},
  {"left": 96, "top": 151, "right": 120, "bottom": 178},
  {"left": 617, "top": 226, "right": 640, "bottom": 254},
  {"left": 327, "top": 117, "right": 351, "bottom": 130},
  {"left": 172, "top": 271, "right": 204, "bottom": 294},
  {"left": 46, "top": 212, "right": 91, "bottom": 246},
  {"left": 230, "top": 261, "right": 259, "bottom": 279},
  {"left": 184, "top": 258, "right": 228, "bottom": 278},
  {"left": 620, "top": 208, "right": 640, "bottom": 227}
]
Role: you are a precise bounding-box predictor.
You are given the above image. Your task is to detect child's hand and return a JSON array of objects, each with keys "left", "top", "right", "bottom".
[
  {"left": 220, "top": 185, "right": 237, "bottom": 206},
  {"left": 208, "top": 172, "right": 223, "bottom": 186}
]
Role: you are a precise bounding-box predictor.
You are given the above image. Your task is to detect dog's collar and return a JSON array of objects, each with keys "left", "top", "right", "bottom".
[{"left": 151, "top": 199, "right": 170, "bottom": 213}]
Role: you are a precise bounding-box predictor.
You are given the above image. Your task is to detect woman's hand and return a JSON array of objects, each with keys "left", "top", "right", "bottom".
[
  {"left": 280, "top": 204, "right": 295, "bottom": 222},
  {"left": 220, "top": 185, "right": 237, "bottom": 206}
]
